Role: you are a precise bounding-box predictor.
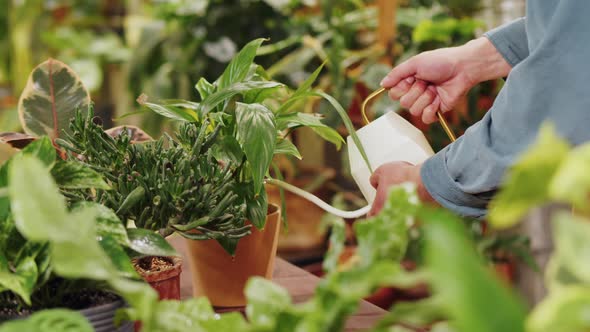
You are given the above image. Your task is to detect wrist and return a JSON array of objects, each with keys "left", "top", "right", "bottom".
[{"left": 458, "top": 37, "right": 513, "bottom": 85}]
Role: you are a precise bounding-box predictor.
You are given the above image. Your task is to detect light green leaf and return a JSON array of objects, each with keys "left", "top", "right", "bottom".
[
  {"left": 552, "top": 213, "right": 590, "bottom": 283},
  {"left": 196, "top": 77, "right": 215, "bottom": 100},
  {"left": 72, "top": 202, "right": 129, "bottom": 246},
  {"left": 18, "top": 59, "right": 91, "bottom": 139},
  {"left": 276, "top": 112, "right": 344, "bottom": 149},
  {"left": 419, "top": 207, "right": 527, "bottom": 332},
  {"left": 235, "top": 102, "right": 276, "bottom": 194},
  {"left": 137, "top": 94, "right": 198, "bottom": 122},
  {"left": 0, "top": 256, "right": 37, "bottom": 305},
  {"left": 127, "top": 228, "right": 177, "bottom": 257},
  {"left": 110, "top": 278, "right": 158, "bottom": 326},
  {"left": 0, "top": 309, "right": 93, "bottom": 332},
  {"left": 276, "top": 63, "right": 325, "bottom": 115},
  {"left": 549, "top": 144, "right": 590, "bottom": 213},
  {"left": 52, "top": 240, "right": 114, "bottom": 280},
  {"left": 51, "top": 160, "right": 110, "bottom": 189},
  {"left": 323, "top": 218, "right": 345, "bottom": 274},
  {"left": 245, "top": 277, "right": 292, "bottom": 330},
  {"left": 217, "top": 38, "right": 266, "bottom": 89},
  {"left": 489, "top": 124, "right": 570, "bottom": 229},
  {"left": 527, "top": 286, "right": 590, "bottom": 332},
  {"left": 99, "top": 235, "right": 137, "bottom": 278},
  {"left": 8, "top": 155, "right": 69, "bottom": 242},
  {"left": 274, "top": 138, "right": 301, "bottom": 159},
  {"left": 200, "top": 81, "right": 283, "bottom": 116}
]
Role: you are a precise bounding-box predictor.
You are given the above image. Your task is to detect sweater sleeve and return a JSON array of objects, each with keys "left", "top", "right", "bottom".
[
  {"left": 421, "top": 2, "right": 590, "bottom": 218},
  {"left": 484, "top": 18, "right": 529, "bottom": 67}
]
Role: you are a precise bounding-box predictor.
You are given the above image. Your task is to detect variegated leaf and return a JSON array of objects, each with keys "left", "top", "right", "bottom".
[{"left": 18, "top": 59, "right": 91, "bottom": 139}]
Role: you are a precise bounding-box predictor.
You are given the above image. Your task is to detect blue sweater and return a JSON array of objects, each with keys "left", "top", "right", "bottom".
[{"left": 421, "top": 1, "right": 590, "bottom": 218}]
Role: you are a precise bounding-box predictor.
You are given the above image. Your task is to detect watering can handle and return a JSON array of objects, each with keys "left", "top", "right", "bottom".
[{"left": 361, "top": 87, "right": 457, "bottom": 142}]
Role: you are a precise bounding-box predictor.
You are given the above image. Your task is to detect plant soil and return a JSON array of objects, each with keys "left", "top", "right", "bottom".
[
  {"left": 0, "top": 289, "right": 120, "bottom": 322},
  {"left": 134, "top": 256, "right": 175, "bottom": 274}
]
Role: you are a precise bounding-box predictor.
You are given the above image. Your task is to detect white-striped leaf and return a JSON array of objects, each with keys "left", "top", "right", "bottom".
[{"left": 18, "top": 59, "right": 91, "bottom": 139}]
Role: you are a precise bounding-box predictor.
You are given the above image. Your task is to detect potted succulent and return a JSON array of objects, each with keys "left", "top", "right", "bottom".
[
  {"left": 0, "top": 139, "right": 142, "bottom": 331},
  {"left": 135, "top": 38, "right": 371, "bottom": 306}
]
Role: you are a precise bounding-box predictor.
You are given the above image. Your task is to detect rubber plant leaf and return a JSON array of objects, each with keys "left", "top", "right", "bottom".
[
  {"left": 0, "top": 309, "right": 93, "bottom": 332},
  {"left": 126, "top": 228, "right": 177, "bottom": 257},
  {"left": 488, "top": 124, "right": 570, "bottom": 229},
  {"left": 18, "top": 59, "right": 91, "bottom": 140},
  {"left": 235, "top": 102, "right": 276, "bottom": 194}
]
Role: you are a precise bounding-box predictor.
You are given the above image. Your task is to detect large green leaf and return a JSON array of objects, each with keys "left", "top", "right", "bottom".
[
  {"left": 99, "top": 235, "right": 137, "bottom": 278},
  {"left": 245, "top": 277, "right": 293, "bottom": 330},
  {"left": 0, "top": 256, "right": 37, "bottom": 305},
  {"left": 217, "top": 38, "right": 266, "bottom": 89},
  {"left": 548, "top": 144, "right": 590, "bottom": 213},
  {"left": 72, "top": 202, "right": 129, "bottom": 246},
  {"left": 51, "top": 160, "right": 110, "bottom": 189},
  {"left": 235, "top": 102, "right": 276, "bottom": 194},
  {"left": 200, "top": 81, "right": 283, "bottom": 115},
  {"left": 18, "top": 59, "right": 90, "bottom": 139},
  {"left": 8, "top": 155, "right": 69, "bottom": 242},
  {"left": 488, "top": 124, "right": 570, "bottom": 229},
  {"left": 276, "top": 112, "right": 344, "bottom": 149},
  {"left": 419, "top": 207, "right": 527, "bottom": 332},
  {"left": 276, "top": 63, "right": 325, "bottom": 115},
  {"left": 527, "top": 286, "right": 590, "bottom": 332},
  {"left": 552, "top": 213, "right": 590, "bottom": 283},
  {"left": 195, "top": 77, "right": 215, "bottom": 100},
  {"left": 274, "top": 138, "right": 301, "bottom": 159},
  {"left": 19, "top": 136, "right": 56, "bottom": 167},
  {"left": 127, "top": 228, "right": 177, "bottom": 257},
  {"left": 0, "top": 309, "right": 93, "bottom": 332}
]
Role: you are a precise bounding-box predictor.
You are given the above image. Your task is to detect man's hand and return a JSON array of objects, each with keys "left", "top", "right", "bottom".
[
  {"left": 381, "top": 37, "right": 512, "bottom": 124},
  {"left": 368, "top": 162, "right": 434, "bottom": 217}
]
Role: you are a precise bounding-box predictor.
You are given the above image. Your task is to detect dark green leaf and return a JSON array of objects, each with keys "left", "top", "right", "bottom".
[
  {"left": 217, "top": 38, "right": 266, "bottom": 89},
  {"left": 127, "top": 228, "right": 177, "bottom": 257},
  {"left": 51, "top": 160, "right": 110, "bottom": 189},
  {"left": 200, "top": 81, "right": 283, "bottom": 116},
  {"left": 99, "top": 235, "right": 137, "bottom": 278},
  {"left": 235, "top": 102, "right": 276, "bottom": 194}
]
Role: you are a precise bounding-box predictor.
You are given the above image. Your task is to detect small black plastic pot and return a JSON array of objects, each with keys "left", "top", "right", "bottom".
[{"left": 79, "top": 298, "right": 133, "bottom": 332}]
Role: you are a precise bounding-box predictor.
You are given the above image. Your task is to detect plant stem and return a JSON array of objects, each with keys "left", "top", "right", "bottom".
[{"left": 265, "top": 178, "right": 370, "bottom": 219}]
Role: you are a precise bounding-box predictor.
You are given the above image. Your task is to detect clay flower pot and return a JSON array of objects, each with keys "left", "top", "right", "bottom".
[
  {"left": 185, "top": 204, "right": 281, "bottom": 307},
  {"left": 133, "top": 256, "right": 182, "bottom": 300}
]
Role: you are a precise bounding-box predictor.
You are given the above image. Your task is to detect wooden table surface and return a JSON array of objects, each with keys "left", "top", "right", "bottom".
[{"left": 168, "top": 235, "right": 387, "bottom": 331}]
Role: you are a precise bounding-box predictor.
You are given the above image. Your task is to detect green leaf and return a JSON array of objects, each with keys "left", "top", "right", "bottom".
[
  {"left": 552, "top": 213, "right": 590, "bottom": 283},
  {"left": 548, "top": 144, "right": 590, "bottom": 213},
  {"left": 110, "top": 278, "right": 158, "bottom": 326},
  {"left": 276, "top": 63, "right": 325, "bottom": 115},
  {"left": 195, "top": 77, "right": 215, "bottom": 100},
  {"left": 0, "top": 309, "right": 93, "bottom": 332},
  {"left": 274, "top": 138, "right": 301, "bottom": 159},
  {"left": 127, "top": 228, "right": 177, "bottom": 257},
  {"left": 276, "top": 112, "right": 344, "bottom": 149},
  {"left": 489, "top": 124, "right": 570, "bottom": 228},
  {"left": 237, "top": 183, "right": 268, "bottom": 230},
  {"left": 314, "top": 91, "right": 372, "bottom": 171},
  {"left": 527, "top": 286, "right": 590, "bottom": 332},
  {"left": 18, "top": 59, "right": 91, "bottom": 139},
  {"left": 0, "top": 256, "right": 37, "bottom": 305},
  {"left": 51, "top": 160, "right": 110, "bottom": 189},
  {"left": 323, "top": 218, "right": 345, "bottom": 274},
  {"left": 137, "top": 94, "right": 198, "bottom": 122},
  {"left": 19, "top": 136, "right": 56, "bottom": 167},
  {"left": 245, "top": 277, "right": 293, "bottom": 330},
  {"left": 419, "top": 207, "right": 528, "bottom": 332},
  {"left": 8, "top": 155, "right": 69, "bottom": 242},
  {"left": 200, "top": 81, "right": 283, "bottom": 116},
  {"left": 71, "top": 202, "right": 129, "bottom": 246},
  {"left": 235, "top": 102, "right": 276, "bottom": 194},
  {"left": 217, "top": 38, "right": 266, "bottom": 89},
  {"left": 99, "top": 235, "right": 137, "bottom": 278}
]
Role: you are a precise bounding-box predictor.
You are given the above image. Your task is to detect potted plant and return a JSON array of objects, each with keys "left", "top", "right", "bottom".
[
  {"left": 135, "top": 38, "right": 372, "bottom": 306},
  {"left": 0, "top": 139, "right": 150, "bottom": 331}
]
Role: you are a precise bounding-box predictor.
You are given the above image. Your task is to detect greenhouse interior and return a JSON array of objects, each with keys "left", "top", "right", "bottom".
[{"left": 1, "top": 0, "right": 589, "bottom": 331}]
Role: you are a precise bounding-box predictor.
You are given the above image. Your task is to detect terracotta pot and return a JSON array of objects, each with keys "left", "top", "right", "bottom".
[
  {"left": 133, "top": 256, "right": 182, "bottom": 300},
  {"left": 185, "top": 204, "right": 281, "bottom": 307}
]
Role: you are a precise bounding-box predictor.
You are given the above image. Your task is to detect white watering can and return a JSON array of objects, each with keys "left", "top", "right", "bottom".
[{"left": 266, "top": 88, "right": 456, "bottom": 218}]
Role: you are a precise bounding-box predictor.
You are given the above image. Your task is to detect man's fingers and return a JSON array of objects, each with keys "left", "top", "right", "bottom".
[
  {"left": 409, "top": 88, "right": 436, "bottom": 117},
  {"left": 399, "top": 80, "right": 427, "bottom": 109},
  {"left": 387, "top": 77, "right": 414, "bottom": 100},
  {"left": 368, "top": 188, "right": 386, "bottom": 217},
  {"left": 369, "top": 171, "right": 380, "bottom": 189},
  {"left": 422, "top": 96, "right": 441, "bottom": 124},
  {"left": 380, "top": 60, "right": 417, "bottom": 88}
]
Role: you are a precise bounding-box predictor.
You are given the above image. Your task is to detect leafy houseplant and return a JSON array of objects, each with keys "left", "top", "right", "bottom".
[
  {"left": 135, "top": 37, "right": 373, "bottom": 306},
  {"left": 0, "top": 140, "right": 162, "bottom": 330}
]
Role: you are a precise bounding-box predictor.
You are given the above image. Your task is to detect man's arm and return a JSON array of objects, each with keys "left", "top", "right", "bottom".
[
  {"left": 484, "top": 18, "right": 529, "bottom": 68},
  {"left": 421, "top": 2, "right": 590, "bottom": 218}
]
